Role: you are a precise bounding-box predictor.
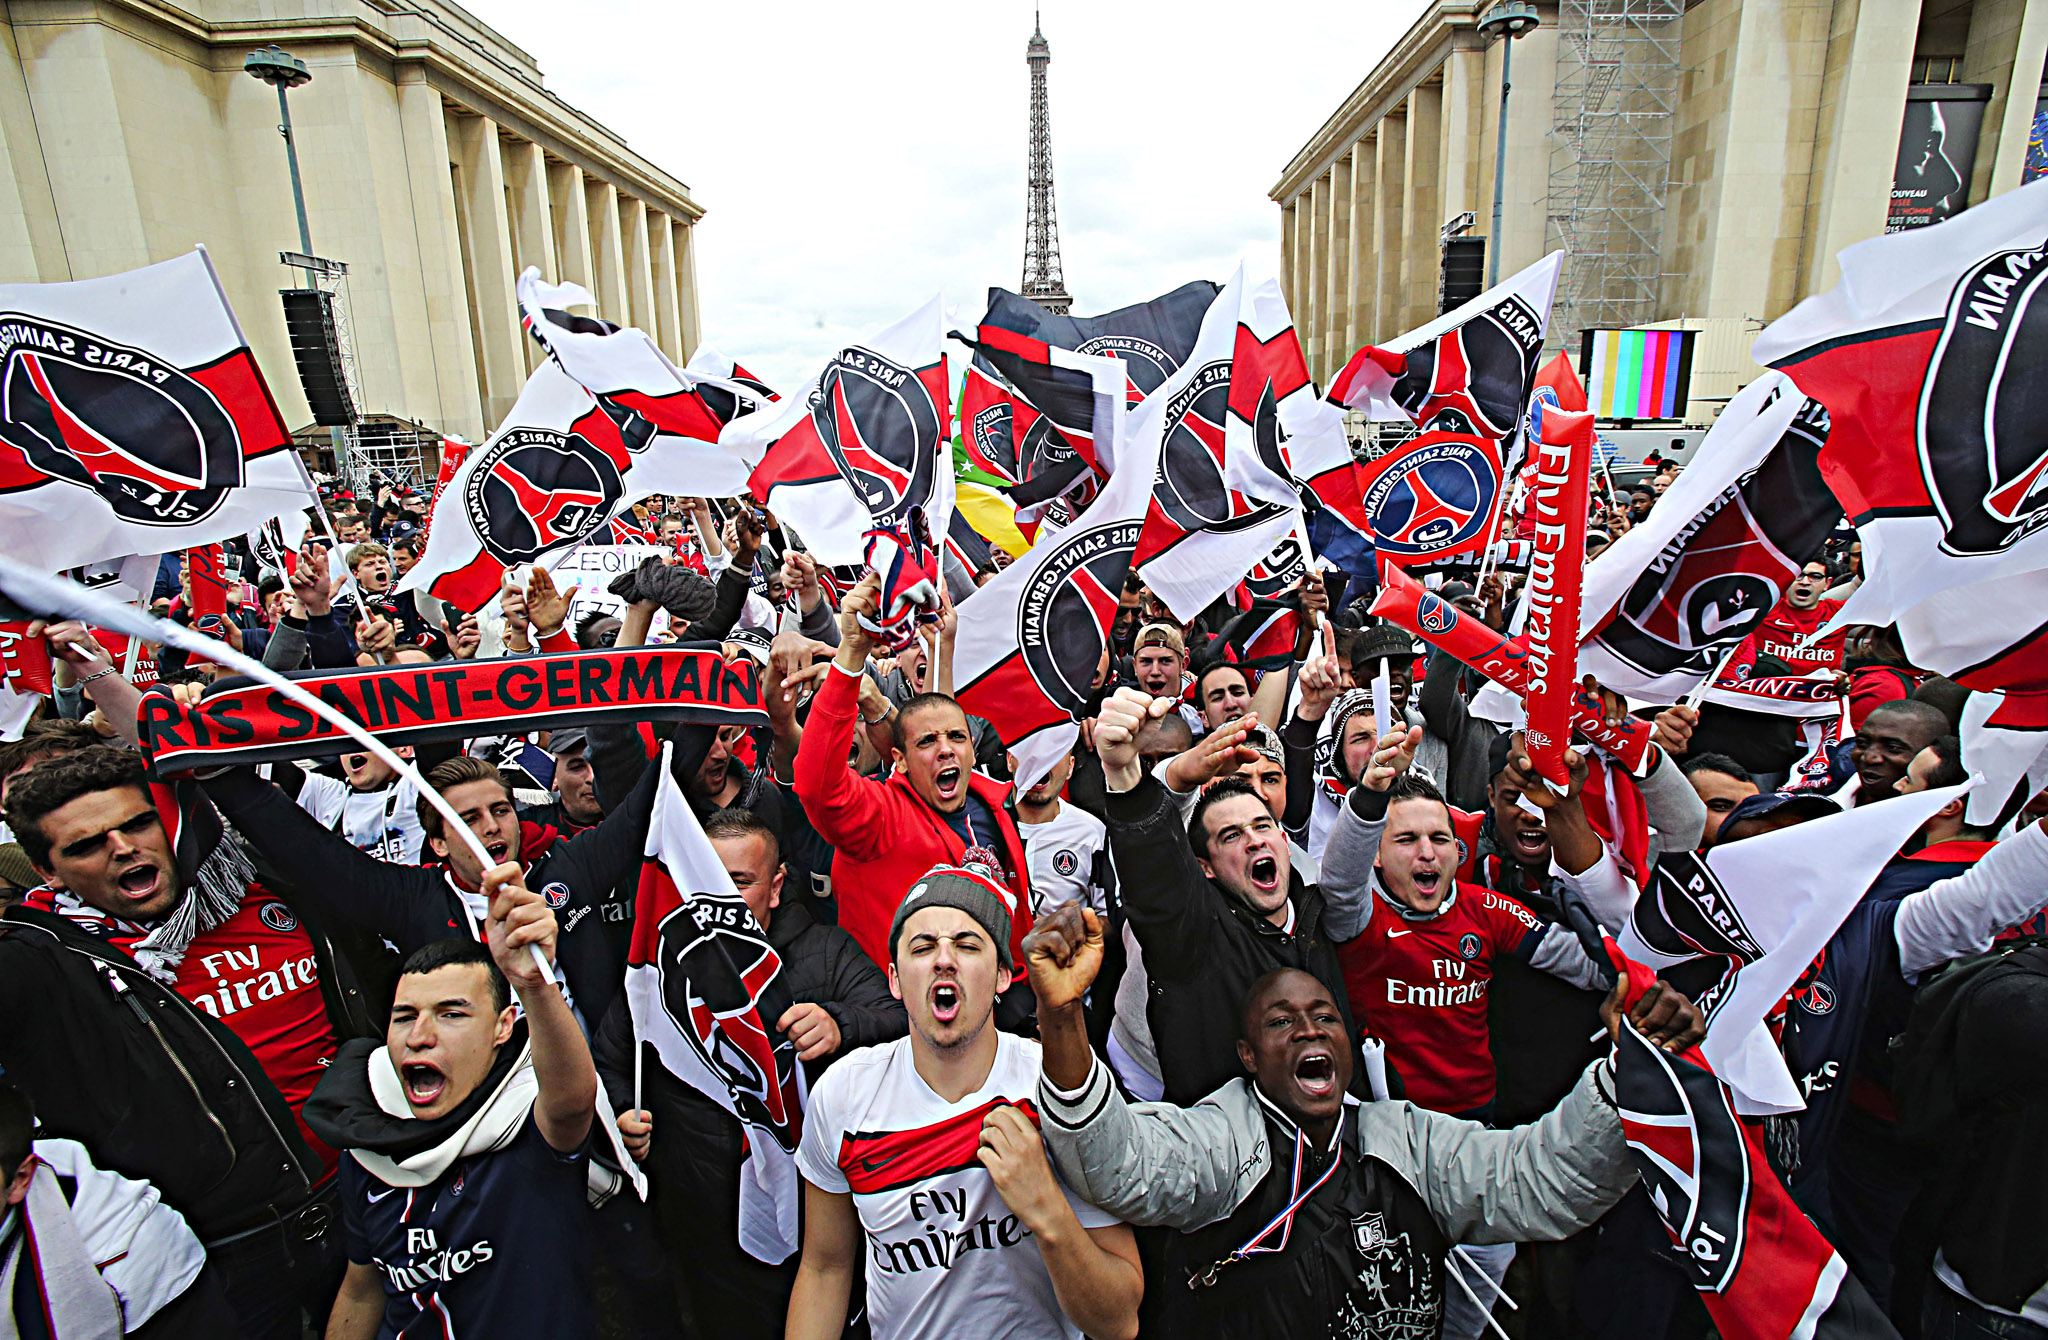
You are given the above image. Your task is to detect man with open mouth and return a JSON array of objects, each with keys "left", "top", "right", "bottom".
[
  {"left": 1092, "top": 686, "right": 1406, "bottom": 1108},
  {"left": 311, "top": 866, "right": 599, "bottom": 1340},
  {"left": 1024, "top": 902, "right": 1686, "bottom": 1340},
  {"left": 786, "top": 865, "right": 1141, "bottom": 1340}
]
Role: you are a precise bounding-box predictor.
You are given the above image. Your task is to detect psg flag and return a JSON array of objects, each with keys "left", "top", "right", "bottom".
[
  {"left": 1130, "top": 268, "right": 1327, "bottom": 620},
  {"left": 1577, "top": 374, "right": 1840, "bottom": 700},
  {"left": 953, "top": 343, "right": 1169, "bottom": 792},
  {"left": 1328, "top": 251, "right": 1561, "bottom": 439},
  {"left": 517, "top": 269, "right": 753, "bottom": 491},
  {"left": 403, "top": 362, "right": 710, "bottom": 610},
  {"left": 1606, "top": 981, "right": 1903, "bottom": 1340},
  {"left": 627, "top": 747, "right": 807, "bottom": 1264},
  {"left": 1355, "top": 431, "right": 1506, "bottom": 566},
  {"left": 0, "top": 249, "right": 313, "bottom": 570},
  {"left": 1753, "top": 181, "right": 2048, "bottom": 679}
]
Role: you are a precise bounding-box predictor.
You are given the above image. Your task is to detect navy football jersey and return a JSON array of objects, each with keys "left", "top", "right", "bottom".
[{"left": 340, "top": 1113, "right": 590, "bottom": 1338}]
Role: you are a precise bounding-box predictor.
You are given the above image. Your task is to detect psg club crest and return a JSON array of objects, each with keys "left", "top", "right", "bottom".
[
  {"left": 1920, "top": 241, "right": 2048, "bottom": 556},
  {"left": 1415, "top": 593, "right": 1459, "bottom": 636},
  {"left": 1361, "top": 433, "right": 1501, "bottom": 560},
  {"left": 0, "top": 316, "right": 250, "bottom": 525},
  {"left": 463, "top": 426, "right": 624, "bottom": 564},
  {"left": 1018, "top": 517, "right": 1143, "bottom": 718},
  {"left": 1153, "top": 360, "right": 1238, "bottom": 531},
  {"left": 655, "top": 890, "right": 802, "bottom": 1152}
]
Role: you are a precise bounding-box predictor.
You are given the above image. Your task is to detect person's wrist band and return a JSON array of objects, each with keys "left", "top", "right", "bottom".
[{"left": 76, "top": 666, "right": 118, "bottom": 686}]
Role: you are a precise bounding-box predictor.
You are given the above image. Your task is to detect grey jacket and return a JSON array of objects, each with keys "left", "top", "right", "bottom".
[{"left": 1039, "top": 1055, "right": 1636, "bottom": 1245}]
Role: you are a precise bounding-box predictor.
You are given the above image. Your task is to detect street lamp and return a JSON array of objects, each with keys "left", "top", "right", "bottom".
[
  {"left": 1477, "top": 1, "right": 1541, "bottom": 286},
  {"left": 244, "top": 45, "right": 316, "bottom": 282}
]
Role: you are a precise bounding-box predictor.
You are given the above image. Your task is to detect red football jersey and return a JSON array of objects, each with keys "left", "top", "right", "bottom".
[{"left": 1339, "top": 883, "right": 1546, "bottom": 1115}]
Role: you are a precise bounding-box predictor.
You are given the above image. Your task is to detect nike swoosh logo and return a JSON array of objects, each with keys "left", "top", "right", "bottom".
[
  {"left": 1387, "top": 929, "right": 1412, "bottom": 938},
  {"left": 366, "top": 1186, "right": 398, "bottom": 1204},
  {"left": 859, "top": 1154, "right": 899, "bottom": 1173},
  {"left": 1699, "top": 606, "right": 1755, "bottom": 638}
]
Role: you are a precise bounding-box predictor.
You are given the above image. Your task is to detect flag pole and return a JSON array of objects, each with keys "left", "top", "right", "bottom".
[
  {"left": 0, "top": 556, "right": 557, "bottom": 985},
  {"left": 1682, "top": 641, "right": 1746, "bottom": 712}
]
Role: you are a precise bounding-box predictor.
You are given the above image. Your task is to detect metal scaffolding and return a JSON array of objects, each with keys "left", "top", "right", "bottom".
[{"left": 1545, "top": 0, "right": 1683, "bottom": 343}]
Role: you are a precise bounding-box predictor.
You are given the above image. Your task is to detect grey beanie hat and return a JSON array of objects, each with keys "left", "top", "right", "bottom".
[{"left": 889, "top": 864, "right": 1017, "bottom": 972}]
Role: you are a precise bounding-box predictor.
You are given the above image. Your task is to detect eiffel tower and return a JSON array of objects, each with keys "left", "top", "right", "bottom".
[{"left": 1020, "top": 10, "right": 1071, "bottom": 314}]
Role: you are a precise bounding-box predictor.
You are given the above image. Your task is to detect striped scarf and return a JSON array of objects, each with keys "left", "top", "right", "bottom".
[{"left": 25, "top": 782, "right": 257, "bottom": 985}]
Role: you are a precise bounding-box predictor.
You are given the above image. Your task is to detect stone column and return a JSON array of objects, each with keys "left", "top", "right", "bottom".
[
  {"left": 449, "top": 111, "right": 523, "bottom": 430},
  {"left": 1325, "top": 155, "right": 1354, "bottom": 377},
  {"left": 1980, "top": 0, "right": 2048, "bottom": 195},
  {"left": 587, "top": 177, "right": 629, "bottom": 323},
  {"left": 1280, "top": 198, "right": 1298, "bottom": 319},
  {"left": 1350, "top": 136, "right": 1377, "bottom": 348},
  {"left": 1801, "top": 0, "right": 1920, "bottom": 293},
  {"left": 548, "top": 160, "right": 596, "bottom": 291},
  {"left": 622, "top": 196, "right": 657, "bottom": 334},
  {"left": 1309, "top": 173, "right": 1330, "bottom": 381},
  {"left": 652, "top": 213, "right": 683, "bottom": 361},
  {"left": 1375, "top": 111, "right": 1408, "bottom": 344},
  {"left": 395, "top": 75, "right": 483, "bottom": 440},
  {"left": 675, "top": 219, "right": 702, "bottom": 360},
  {"left": 1402, "top": 83, "right": 1444, "bottom": 332}
]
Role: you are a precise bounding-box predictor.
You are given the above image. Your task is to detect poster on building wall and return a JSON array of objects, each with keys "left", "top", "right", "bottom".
[
  {"left": 1887, "top": 85, "right": 1989, "bottom": 232},
  {"left": 2024, "top": 93, "right": 2047, "bottom": 185}
]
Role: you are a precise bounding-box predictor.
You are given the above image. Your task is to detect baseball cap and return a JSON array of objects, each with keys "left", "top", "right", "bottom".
[
  {"left": 1718, "top": 790, "right": 1841, "bottom": 836},
  {"left": 546, "top": 727, "right": 588, "bottom": 758},
  {"left": 1134, "top": 623, "right": 1185, "bottom": 655},
  {"left": 889, "top": 864, "right": 1016, "bottom": 972}
]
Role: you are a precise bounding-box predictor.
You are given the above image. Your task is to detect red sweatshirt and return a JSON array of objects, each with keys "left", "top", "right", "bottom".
[{"left": 792, "top": 665, "right": 1032, "bottom": 973}]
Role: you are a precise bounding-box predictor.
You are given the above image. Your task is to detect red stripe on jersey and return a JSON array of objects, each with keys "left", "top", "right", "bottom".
[{"left": 839, "top": 1097, "right": 1039, "bottom": 1195}]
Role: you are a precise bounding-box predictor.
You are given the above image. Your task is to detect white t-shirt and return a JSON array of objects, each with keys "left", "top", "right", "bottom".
[
  {"left": 293, "top": 772, "right": 426, "bottom": 864},
  {"left": 795, "top": 1033, "right": 1119, "bottom": 1340},
  {"left": 1018, "top": 801, "right": 1108, "bottom": 918}
]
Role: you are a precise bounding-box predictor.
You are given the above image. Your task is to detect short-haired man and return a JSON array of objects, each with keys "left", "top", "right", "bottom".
[
  {"left": 1, "top": 745, "right": 367, "bottom": 1337},
  {"left": 794, "top": 575, "right": 1033, "bottom": 975},
  {"left": 1012, "top": 747, "right": 1110, "bottom": 919},
  {"left": 1129, "top": 625, "right": 1203, "bottom": 734},
  {"left": 313, "top": 870, "right": 600, "bottom": 1339},
  {"left": 786, "top": 866, "right": 1141, "bottom": 1340},
  {"left": 597, "top": 808, "right": 904, "bottom": 1340},
  {"left": 1683, "top": 752, "right": 1760, "bottom": 847},
  {"left": 1840, "top": 699, "right": 1950, "bottom": 807},
  {"left": 1025, "top": 907, "right": 1676, "bottom": 1340},
  {"left": 1092, "top": 687, "right": 1411, "bottom": 1106},
  {"left": 1627, "top": 485, "right": 1656, "bottom": 523},
  {"left": 1753, "top": 562, "right": 1845, "bottom": 675}
]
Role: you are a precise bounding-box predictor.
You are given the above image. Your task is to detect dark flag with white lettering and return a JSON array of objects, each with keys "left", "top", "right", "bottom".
[{"left": 627, "top": 754, "right": 806, "bottom": 1263}]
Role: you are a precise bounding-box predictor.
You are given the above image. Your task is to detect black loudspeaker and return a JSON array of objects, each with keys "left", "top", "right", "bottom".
[
  {"left": 279, "top": 289, "right": 357, "bottom": 427},
  {"left": 1439, "top": 236, "right": 1486, "bottom": 313}
]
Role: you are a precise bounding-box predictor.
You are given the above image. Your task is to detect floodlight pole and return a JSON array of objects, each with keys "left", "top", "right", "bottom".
[{"left": 1479, "top": 3, "right": 1541, "bottom": 286}]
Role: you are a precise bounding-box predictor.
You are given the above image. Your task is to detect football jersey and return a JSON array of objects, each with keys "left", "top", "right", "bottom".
[
  {"left": 340, "top": 1114, "right": 591, "bottom": 1338},
  {"left": 294, "top": 772, "right": 427, "bottom": 865},
  {"left": 1753, "top": 597, "right": 1845, "bottom": 673},
  {"left": 795, "top": 1033, "right": 1119, "bottom": 1340},
  {"left": 1018, "top": 802, "right": 1108, "bottom": 917},
  {"left": 1338, "top": 883, "right": 1546, "bottom": 1115},
  {"left": 173, "top": 897, "right": 339, "bottom": 1171}
]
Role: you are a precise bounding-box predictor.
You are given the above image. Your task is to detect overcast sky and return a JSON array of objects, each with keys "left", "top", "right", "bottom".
[{"left": 467, "top": 0, "right": 1431, "bottom": 391}]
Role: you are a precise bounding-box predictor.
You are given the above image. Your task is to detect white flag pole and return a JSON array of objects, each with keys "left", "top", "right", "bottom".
[{"left": 0, "top": 556, "right": 557, "bottom": 984}]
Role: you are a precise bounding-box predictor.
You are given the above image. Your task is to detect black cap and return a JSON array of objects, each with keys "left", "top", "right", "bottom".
[
  {"left": 546, "top": 727, "right": 588, "bottom": 758},
  {"left": 1718, "top": 790, "right": 1841, "bottom": 837}
]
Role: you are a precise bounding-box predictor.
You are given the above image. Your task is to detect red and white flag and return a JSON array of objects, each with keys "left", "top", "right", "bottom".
[
  {"left": 1328, "top": 251, "right": 1561, "bottom": 438},
  {"left": 0, "top": 250, "right": 313, "bottom": 569},
  {"left": 517, "top": 269, "right": 757, "bottom": 493},
  {"left": 402, "top": 362, "right": 711, "bottom": 610},
  {"left": 1752, "top": 181, "right": 2048, "bottom": 680},
  {"left": 1575, "top": 375, "right": 1838, "bottom": 700},
  {"left": 1130, "top": 268, "right": 1319, "bottom": 620},
  {"left": 1523, "top": 406, "right": 1594, "bottom": 786},
  {"left": 626, "top": 749, "right": 807, "bottom": 1263}
]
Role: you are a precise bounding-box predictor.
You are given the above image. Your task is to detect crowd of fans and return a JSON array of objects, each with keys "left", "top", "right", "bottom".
[{"left": 1, "top": 473, "right": 2043, "bottom": 1340}]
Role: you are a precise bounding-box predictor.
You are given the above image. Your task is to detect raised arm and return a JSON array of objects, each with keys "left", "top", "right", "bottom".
[
  {"left": 1096, "top": 689, "right": 1221, "bottom": 982},
  {"left": 1894, "top": 817, "right": 2048, "bottom": 976},
  {"left": 791, "top": 575, "right": 894, "bottom": 862},
  {"left": 484, "top": 862, "right": 595, "bottom": 1153}
]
